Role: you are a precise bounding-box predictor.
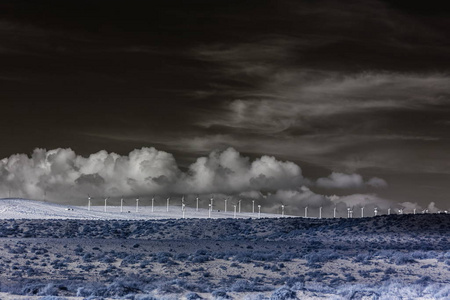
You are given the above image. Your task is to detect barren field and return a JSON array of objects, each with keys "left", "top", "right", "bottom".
[{"left": 0, "top": 200, "right": 449, "bottom": 299}]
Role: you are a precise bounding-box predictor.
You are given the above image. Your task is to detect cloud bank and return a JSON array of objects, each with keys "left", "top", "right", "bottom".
[
  {"left": 0, "top": 146, "right": 435, "bottom": 215},
  {"left": 0, "top": 147, "right": 304, "bottom": 200}
]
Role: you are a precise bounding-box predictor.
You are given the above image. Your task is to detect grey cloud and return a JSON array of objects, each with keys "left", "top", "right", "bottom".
[
  {"left": 75, "top": 173, "right": 105, "bottom": 187},
  {"left": 198, "top": 72, "right": 450, "bottom": 135},
  {"left": 317, "top": 172, "right": 364, "bottom": 189},
  {"left": 366, "top": 177, "right": 388, "bottom": 188},
  {"left": 316, "top": 172, "right": 388, "bottom": 189},
  {"left": 177, "top": 147, "right": 305, "bottom": 194}
]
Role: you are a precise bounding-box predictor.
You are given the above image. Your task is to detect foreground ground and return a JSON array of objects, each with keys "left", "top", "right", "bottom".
[{"left": 0, "top": 202, "right": 449, "bottom": 299}]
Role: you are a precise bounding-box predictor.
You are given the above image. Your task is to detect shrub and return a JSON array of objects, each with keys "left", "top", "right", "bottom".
[
  {"left": 104, "top": 278, "right": 143, "bottom": 297},
  {"left": 186, "top": 292, "right": 203, "bottom": 299},
  {"left": 22, "top": 283, "right": 46, "bottom": 295},
  {"left": 270, "top": 286, "right": 298, "bottom": 300},
  {"left": 385, "top": 267, "right": 396, "bottom": 274},
  {"left": 230, "top": 279, "right": 255, "bottom": 292},
  {"left": 392, "top": 253, "right": 417, "bottom": 265},
  {"left": 191, "top": 255, "right": 211, "bottom": 263},
  {"left": 100, "top": 255, "right": 116, "bottom": 263},
  {"left": 135, "top": 295, "right": 158, "bottom": 300},
  {"left": 337, "top": 285, "right": 380, "bottom": 300},
  {"left": 414, "top": 276, "right": 432, "bottom": 285},
  {"left": 305, "top": 251, "right": 339, "bottom": 265},
  {"left": 212, "top": 289, "right": 231, "bottom": 299},
  {"left": 158, "top": 281, "right": 184, "bottom": 294}
]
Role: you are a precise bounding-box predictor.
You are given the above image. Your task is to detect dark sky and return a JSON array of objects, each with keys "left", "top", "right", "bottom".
[{"left": 0, "top": 0, "right": 449, "bottom": 211}]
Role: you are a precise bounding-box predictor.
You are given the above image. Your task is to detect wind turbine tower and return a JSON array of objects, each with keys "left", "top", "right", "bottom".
[
  {"left": 252, "top": 200, "right": 255, "bottom": 214},
  {"left": 88, "top": 195, "right": 91, "bottom": 211},
  {"left": 333, "top": 206, "right": 336, "bottom": 218},
  {"left": 238, "top": 199, "right": 241, "bottom": 213},
  {"left": 151, "top": 196, "right": 155, "bottom": 212},
  {"left": 167, "top": 197, "right": 170, "bottom": 212},
  {"left": 374, "top": 207, "right": 378, "bottom": 216},
  {"left": 233, "top": 204, "right": 237, "bottom": 219},
  {"left": 281, "top": 204, "right": 285, "bottom": 217},
  {"left": 305, "top": 206, "right": 308, "bottom": 218},
  {"left": 347, "top": 207, "right": 351, "bottom": 218},
  {"left": 181, "top": 195, "right": 185, "bottom": 211},
  {"left": 388, "top": 208, "right": 391, "bottom": 215},
  {"left": 361, "top": 206, "right": 364, "bottom": 218},
  {"left": 136, "top": 197, "right": 139, "bottom": 213},
  {"left": 258, "top": 204, "right": 261, "bottom": 218},
  {"left": 224, "top": 198, "right": 228, "bottom": 213},
  {"left": 120, "top": 197, "right": 124, "bottom": 213},
  {"left": 413, "top": 208, "right": 416, "bottom": 215},
  {"left": 210, "top": 196, "right": 214, "bottom": 211},
  {"left": 208, "top": 203, "right": 212, "bottom": 218},
  {"left": 182, "top": 203, "right": 186, "bottom": 219},
  {"left": 196, "top": 195, "right": 199, "bottom": 212},
  {"left": 104, "top": 197, "right": 108, "bottom": 212}
]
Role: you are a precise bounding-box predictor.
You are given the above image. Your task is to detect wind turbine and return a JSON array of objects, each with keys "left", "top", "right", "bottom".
[
  {"left": 238, "top": 199, "right": 242, "bottom": 213},
  {"left": 350, "top": 207, "right": 353, "bottom": 218},
  {"left": 196, "top": 195, "right": 199, "bottom": 212},
  {"left": 87, "top": 195, "right": 91, "bottom": 211},
  {"left": 182, "top": 203, "right": 186, "bottom": 219},
  {"left": 413, "top": 208, "right": 416, "bottom": 215},
  {"left": 208, "top": 203, "right": 212, "bottom": 218},
  {"left": 333, "top": 206, "right": 337, "bottom": 218},
  {"left": 304, "top": 206, "right": 308, "bottom": 218},
  {"left": 224, "top": 198, "right": 228, "bottom": 213},
  {"left": 210, "top": 195, "right": 214, "bottom": 212},
  {"left": 233, "top": 204, "right": 237, "bottom": 219},
  {"left": 104, "top": 197, "right": 109, "bottom": 212},
  {"left": 120, "top": 196, "right": 124, "bottom": 213},
  {"left": 374, "top": 207, "right": 378, "bottom": 216},
  {"left": 181, "top": 195, "right": 185, "bottom": 211},
  {"left": 361, "top": 206, "right": 364, "bottom": 218},
  {"left": 136, "top": 197, "right": 139, "bottom": 213},
  {"left": 281, "top": 204, "right": 285, "bottom": 217},
  {"left": 347, "top": 207, "right": 351, "bottom": 218},
  {"left": 258, "top": 204, "right": 261, "bottom": 219},
  {"left": 151, "top": 196, "right": 155, "bottom": 212},
  {"left": 388, "top": 207, "right": 391, "bottom": 215},
  {"left": 166, "top": 197, "right": 170, "bottom": 212},
  {"left": 252, "top": 200, "right": 255, "bottom": 214},
  {"left": 319, "top": 206, "right": 322, "bottom": 219}
]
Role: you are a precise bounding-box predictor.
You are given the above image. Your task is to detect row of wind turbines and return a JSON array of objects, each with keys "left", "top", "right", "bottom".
[
  {"left": 87, "top": 195, "right": 264, "bottom": 219},
  {"left": 85, "top": 195, "right": 441, "bottom": 219}
]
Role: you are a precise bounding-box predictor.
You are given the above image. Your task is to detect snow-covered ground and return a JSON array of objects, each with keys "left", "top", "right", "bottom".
[{"left": 0, "top": 198, "right": 285, "bottom": 220}]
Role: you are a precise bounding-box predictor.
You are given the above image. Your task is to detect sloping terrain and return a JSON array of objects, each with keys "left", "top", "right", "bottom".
[{"left": 0, "top": 198, "right": 283, "bottom": 220}]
